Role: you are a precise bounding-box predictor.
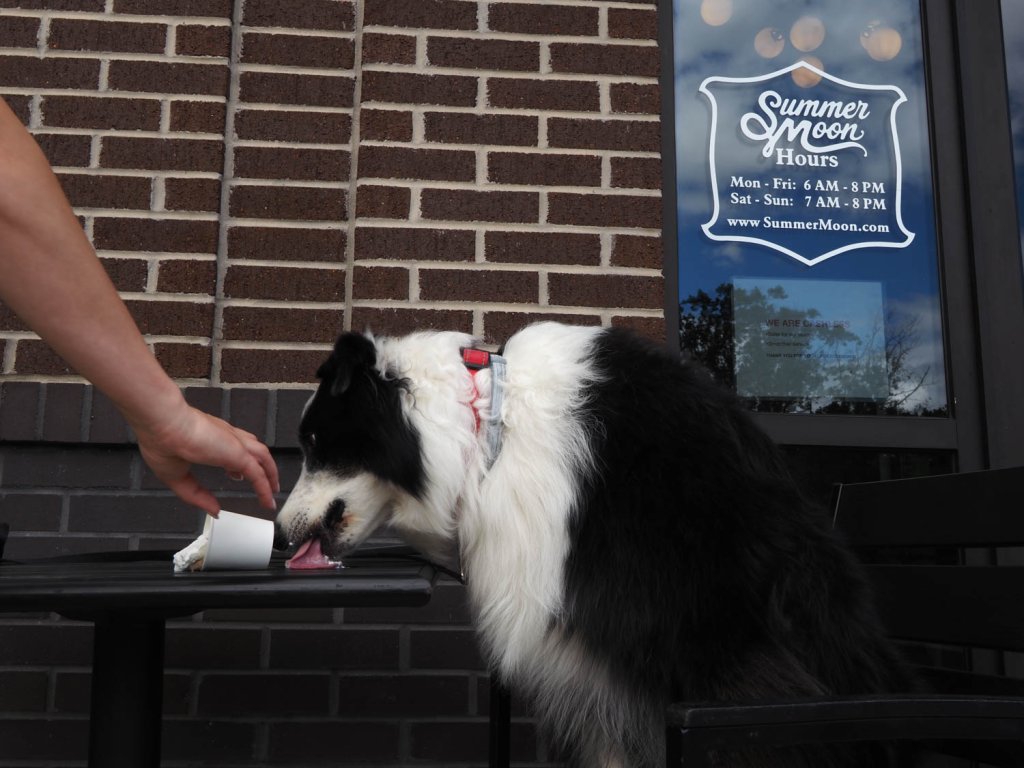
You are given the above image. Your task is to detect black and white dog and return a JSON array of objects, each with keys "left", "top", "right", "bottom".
[{"left": 275, "top": 322, "right": 909, "bottom": 767}]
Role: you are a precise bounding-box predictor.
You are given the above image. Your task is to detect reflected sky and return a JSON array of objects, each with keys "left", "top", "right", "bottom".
[{"left": 1002, "top": 0, "right": 1024, "bottom": 262}]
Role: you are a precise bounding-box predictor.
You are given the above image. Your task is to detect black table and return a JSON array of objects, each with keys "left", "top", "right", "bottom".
[{"left": 0, "top": 551, "right": 436, "bottom": 768}]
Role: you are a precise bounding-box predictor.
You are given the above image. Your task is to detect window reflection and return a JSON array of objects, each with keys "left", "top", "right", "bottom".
[{"left": 672, "top": 0, "right": 948, "bottom": 416}]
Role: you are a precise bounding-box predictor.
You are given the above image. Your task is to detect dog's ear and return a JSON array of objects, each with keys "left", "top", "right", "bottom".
[{"left": 318, "top": 333, "right": 377, "bottom": 397}]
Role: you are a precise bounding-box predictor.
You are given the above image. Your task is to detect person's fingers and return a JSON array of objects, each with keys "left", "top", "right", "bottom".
[{"left": 162, "top": 472, "right": 221, "bottom": 518}]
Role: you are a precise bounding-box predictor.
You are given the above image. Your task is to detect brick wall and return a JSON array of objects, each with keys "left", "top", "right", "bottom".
[{"left": 0, "top": 1, "right": 661, "bottom": 765}]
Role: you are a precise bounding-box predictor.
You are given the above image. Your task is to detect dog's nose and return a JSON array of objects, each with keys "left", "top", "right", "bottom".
[{"left": 272, "top": 523, "right": 290, "bottom": 551}]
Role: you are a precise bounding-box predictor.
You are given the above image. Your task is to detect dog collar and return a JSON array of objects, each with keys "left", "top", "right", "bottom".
[{"left": 462, "top": 347, "right": 507, "bottom": 468}]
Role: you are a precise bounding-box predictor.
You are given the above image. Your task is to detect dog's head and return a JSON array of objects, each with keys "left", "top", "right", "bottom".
[{"left": 275, "top": 330, "right": 478, "bottom": 565}]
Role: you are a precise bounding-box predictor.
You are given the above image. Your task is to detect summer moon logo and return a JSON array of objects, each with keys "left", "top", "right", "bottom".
[{"left": 699, "top": 61, "right": 915, "bottom": 267}]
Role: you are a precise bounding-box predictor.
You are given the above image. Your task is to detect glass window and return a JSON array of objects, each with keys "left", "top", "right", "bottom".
[
  {"left": 670, "top": 0, "right": 948, "bottom": 416},
  {"left": 1003, "top": 0, "right": 1024, "bottom": 266}
]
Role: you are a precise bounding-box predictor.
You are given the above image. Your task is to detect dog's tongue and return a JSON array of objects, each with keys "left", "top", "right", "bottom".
[{"left": 285, "top": 537, "right": 341, "bottom": 570}]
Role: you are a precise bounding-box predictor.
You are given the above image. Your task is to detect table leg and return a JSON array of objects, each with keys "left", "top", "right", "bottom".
[
  {"left": 88, "top": 616, "right": 166, "bottom": 768},
  {"left": 488, "top": 677, "right": 511, "bottom": 768}
]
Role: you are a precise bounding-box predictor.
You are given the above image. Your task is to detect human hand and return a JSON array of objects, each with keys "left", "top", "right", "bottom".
[{"left": 133, "top": 404, "right": 281, "bottom": 517}]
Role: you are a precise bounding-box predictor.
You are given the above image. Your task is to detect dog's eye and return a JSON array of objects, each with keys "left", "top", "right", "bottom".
[{"left": 308, "top": 433, "right": 317, "bottom": 448}]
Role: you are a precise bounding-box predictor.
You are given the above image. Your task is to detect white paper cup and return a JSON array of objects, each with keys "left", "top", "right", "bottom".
[{"left": 201, "top": 510, "right": 275, "bottom": 570}]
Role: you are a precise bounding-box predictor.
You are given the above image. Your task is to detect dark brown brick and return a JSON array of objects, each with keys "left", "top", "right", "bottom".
[
  {"left": 335, "top": 675, "right": 468, "bottom": 716},
  {"left": 40, "top": 383, "right": 87, "bottom": 442},
  {"left": 420, "top": 268, "right": 537, "bottom": 303},
  {"left": 362, "top": 71, "right": 477, "bottom": 107},
  {"left": 425, "top": 112, "right": 537, "bottom": 146},
  {"left": 485, "top": 231, "right": 600, "bottom": 266},
  {"left": 228, "top": 226, "right": 345, "bottom": 261},
  {"left": 613, "top": 234, "right": 661, "bottom": 269},
  {"left": 220, "top": 347, "right": 326, "bottom": 384},
  {"left": 608, "top": 7, "right": 658, "bottom": 40},
  {"left": 57, "top": 173, "right": 151, "bottom": 210},
  {"left": 101, "top": 136, "right": 223, "bottom": 172},
  {"left": 611, "top": 82, "right": 661, "bottom": 115},
  {"left": 125, "top": 299, "right": 213, "bottom": 336},
  {"left": 427, "top": 36, "right": 539, "bottom": 71},
  {"left": 360, "top": 145, "right": 475, "bottom": 182},
  {"left": 488, "top": 151, "right": 600, "bottom": 186},
  {"left": 356, "top": 184, "right": 410, "bottom": 219},
  {"left": 68, "top": 495, "right": 197, "bottom": 533},
  {"left": 611, "top": 156, "right": 662, "bottom": 189},
  {"left": 0, "top": 720, "right": 88, "bottom": 761},
  {"left": 230, "top": 184, "right": 347, "bottom": 221},
  {"left": 114, "top": 0, "right": 232, "bottom": 17},
  {"left": 351, "top": 306, "right": 472, "bottom": 336},
  {"left": 2, "top": 0, "right": 102, "bottom": 9},
  {"left": 364, "top": 0, "right": 477, "bottom": 30},
  {"left": 33, "top": 133, "right": 91, "bottom": 167},
  {"left": 169, "top": 100, "right": 227, "bottom": 134},
  {"left": 224, "top": 264, "right": 344, "bottom": 302},
  {"left": 4, "top": 94, "right": 31, "bottom": 123},
  {"left": 235, "top": 108, "right": 349, "bottom": 144},
  {"left": 483, "top": 310, "right": 599, "bottom": 345},
  {"left": 550, "top": 42, "right": 659, "bottom": 77},
  {"left": 198, "top": 673, "right": 330, "bottom": 715},
  {"left": 242, "top": 32, "right": 354, "bottom": 68},
  {"left": 548, "top": 272, "right": 663, "bottom": 309},
  {"left": 176, "top": 24, "right": 231, "bottom": 57},
  {"left": 154, "top": 342, "right": 212, "bottom": 378},
  {"left": 0, "top": 671, "right": 48, "bottom": 712},
  {"left": 243, "top": 0, "right": 355, "bottom": 31},
  {"left": 612, "top": 313, "right": 666, "bottom": 341},
  {"left": 156, "top": 258, "right": 217, "bottom": 294},
  {"left": 410, "top": 721, "right": 537, "bottom": 762},
  {"left": 234, "top": 146, "right": 349, "bottom": 182},
  {"left": 1, "top": 445, "right": 133, "bottom": 489},
  {"left": 269, "top": 628, "right": 399, "bottom": 670},
  {"left": 549, "top": 117, "right": 660, "bottom": 152},
  {"left": 548, "top": 191, "right": 661, "bottom": 229},
  {"left": 421, "top": 188, "right": 538, "bottom": 224},
  {"left": 268, "top": 722, "right": 399, "bottom": 764},
  {"left": 93, "top": 217, "right": 219, "bottom": 253},
  {"left": 0, "top": 55, "right": 99, "bottom": 89},
  {"left": 221, "top": 306, "right": 340, "bottom": 343},
  {"left": 488, "top": 3, "right": 598, "bottom": 36},
  {"left": 42, "top": 95, "right": 161, "bottom": 131},
  {"left": 362, "top": 32, "right": 416, "bottom": 65},
  {"left": 239, "top": 71, "right": 354, "bottom": 107},
  {"left": 13, "top": 340, "right": 73, "bottom": 376},
  {"left": 0, "top": 382, "right": 41, "bottom": 440},
  {"left": 165, "top": 177, "right": 222, "bottom": 212},
  {"left": 49, "top": 18, "right": 166, "bottom": 53},
  {"left": 356, "top": 226, "right": 474, "bottom": 262},
  {"left": 360, "top": 108, "right": 413, "bottom": 141},
  {"left": 109, "top": 60, "right": 228, "bottom": 96},
  {"left": 353, "top": 265, "right": 408, "bottom": 300},
  {"left": 410, "top": 628, "right": 484, "bottom": 670},
  {"left": 488, "top": 77, "right": 600, "bottom": 111},
  {"left": 0, "top": 16, "right": 39, "bottom": 47}
]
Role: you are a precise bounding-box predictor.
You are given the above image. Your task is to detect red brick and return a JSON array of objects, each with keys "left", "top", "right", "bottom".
[
  {"left": 228, "top": 226, "right": 345, "bottom": 261},
  {"left": 550, "top": 42, "right": 659, "bottom": 77},
  {"left": 154, "top": 342, "right": 211, "bottom": 378},
  {"left": 356, "top": 227, "right": 474, "bottom": 262},
  {"left": 58, "top": 173, "right": 151, "bottom": 210},
  {"left": 360, "top": 109, "right": 412, "bottom": 141},
  {"left": 484, "top": 310, "right": 599, "bottom": 345},
  {"left": 487, "top": 78, "right": 600, "bottom": 112},
  {"left": 108, "top": 60, "right": 228, "bottom": 96},
  {"left": 242, "top": 32, "right": 354, "bottom": 69},
  {"left": 220, "top": 347, "right": 326, "bottom": 384},
  {"left": 165, "top": 177, "right": 222, "bottom": 213},
  {"left": 421, "top": 188, "right": 538, "bottom": 224},
  {"left": 361, "top": 33, "right": 416, "bottom": 65},
  {"left": 359, "top": 146, "right": 475, "bottom": 182},
  {"left": 235, "top": 108, "right": 350, "bottom": 144},
  {"left": 224, "top": 265, "right": 344, "bottom": 302},
  {"left": 114, "top": 0, "right": 232, "bottom": 17},
  {"left": 42, "top": 95, "right": 161, "bottom": 131},
  {"left": 362, "top": 71, "right": 477, "bottom": 107},
  {"left": 156, "top": 259, "right": 217, "bottom": 294},
  {"left": 13, "top": 341, "right": 73, "bottom": 376},
  {"left": 352, "top": 265, "right": 408, "bottom": 300},
  {"left": 101, "top": 137, "right": 223, "bottom": 172},
  {"left": 48, "top": 19, "right": 166, "bottom": 53},
  {"left": 549, "top": 117, "right": 660, "bottom": 152},
  {"left": 101, "top": 257, "right": 149, "bottom": 291},
  {"left": 351, "top": 307, "right": 472, "bottom": 336},
  {"left": 611, "top": 82, "right": 660, "bottom": 115},
  {"left": 93, "top": 217, "right": 219, "bottom": 254},
  {"left": 0, "top": 16, "right": 39, "bottom": 47},
  {"left": 364, "top": 0, "right": 477, "bottom": 30},
  {"left": 489, "top": 3, "right": 598, "bottom": 35},
  {"left": 611, "top": 314, "right": 666, "bottom": 342},
  {"left": 243, "top": 0, "right": 355, "bottom": 31},
  {"left": 608, "top": 8, "right": 658, "bottom": 40},
  {"left": 176, "top": 24, "right": 231, "bottom": 57},
  {"left": 234, "top": 146, "right": 350, "bottom": 182},
  {"left": 239, "top": 71, "right": 354, "bottom": 108},
  {"left": 426, "top": 112, "right": 537, "bottom": 146},
  {"left": 611, "top": 156, "right": 662, "bottom": 189},
  {"left": 420, "top": 268, "right": 537, "bottom": 303},
  {"left": 356, "top": 185, "right": 410, "bottom": 219},
  {"left": 170, "top": 100, "right": 226, "bottom": 133},
  {"left": 33, "top": 133, "right": 92, "bottom": 167},
  {"left": 221, "top": 307, "right": 340, "bottom": 343},
  {"left": 427, "top": 37, "right": 539, "bottom": 72},
  {"left": 0, "top": 55, "right": 99, "bottom": 89},
  {"left": 613, "top": 234, "right": 662, "bottom": 269},
  {"left": 488, "top": 151, "right": 600, "bottom": 187},
  {"left": 230, "top": 185, "right": 347, "bottom": 222},
  {"left": 126, "top": 299, "right": 213, "bottom": 336},
  {"left": 548, "top": 192, "right": 661, "bottom": 229},
  {"left": 548, "top": 273, "right": 662, "bottom": 309},
  {"left": 485, "top": 231, "right": 600, "bottom": 266}
]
